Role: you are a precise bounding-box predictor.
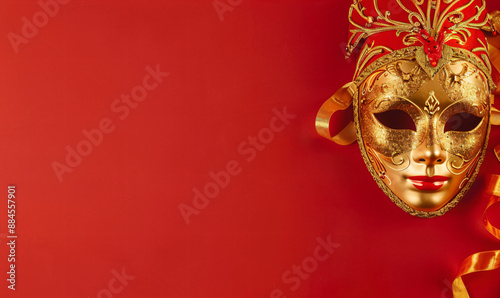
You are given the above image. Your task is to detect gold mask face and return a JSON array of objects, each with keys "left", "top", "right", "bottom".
[{"left": 355, "top": 59, "right": 491, "bottom": 217}]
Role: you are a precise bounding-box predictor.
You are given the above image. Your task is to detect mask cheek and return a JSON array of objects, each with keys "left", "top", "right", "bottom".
[
  {"left": 359, "top": 110, "right": 423, "bottom": 191},
  {"left": 440, "top": 117, "right": 488, "bottom": 162},
  {"left": 437, "top": 120, "right": 487, "bottom": 190},
  {"left": 445, "top": 151, "right": 481, "bottom": 191},
  {"left": 359, "top": 111, "right": 419, "bottom": 158}
]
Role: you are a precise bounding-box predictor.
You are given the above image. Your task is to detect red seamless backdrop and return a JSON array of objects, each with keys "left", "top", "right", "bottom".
[{"left": 0, "top": 0, "right": 500, "bottom": 297}]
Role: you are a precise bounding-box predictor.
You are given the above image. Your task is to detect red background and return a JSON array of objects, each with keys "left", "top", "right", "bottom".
[{"left": 1, "top": 0, "right": 500, "bottom": 297}]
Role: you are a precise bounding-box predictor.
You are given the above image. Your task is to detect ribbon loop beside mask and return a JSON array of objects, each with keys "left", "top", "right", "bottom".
[{"left": 315, "top": 82, "right": 357, "bottom": 145}]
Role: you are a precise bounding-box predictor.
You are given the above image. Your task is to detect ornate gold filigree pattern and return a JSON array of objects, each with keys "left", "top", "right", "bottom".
[
  {"left": 367, "top": 146, "right": 392, "bottom": 185},
  {"left": 347, "top": 0, "right": 488, "bottom": 56},
  {"left": 424, "top": 91, "right": 441, "bottom": 115},
  {"left": 355, "top": 42, "right": 394, "bottom": 79}
]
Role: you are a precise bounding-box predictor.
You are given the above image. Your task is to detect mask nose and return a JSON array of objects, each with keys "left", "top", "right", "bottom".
[
  {"left": 413, "top": 144, "right": 446, "bottom": 165},
  {"left": 412, "top": 144, "right": 447, "bottom": 176}
]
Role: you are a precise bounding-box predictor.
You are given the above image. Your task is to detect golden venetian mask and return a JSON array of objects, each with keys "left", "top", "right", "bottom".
[{"left": 316, "top": 0, "right": 500, "bottom": 217}]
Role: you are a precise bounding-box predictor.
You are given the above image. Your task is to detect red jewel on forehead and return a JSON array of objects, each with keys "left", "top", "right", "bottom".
[{"left": 417, "top": 28, "right": 450, "bottom": 67}]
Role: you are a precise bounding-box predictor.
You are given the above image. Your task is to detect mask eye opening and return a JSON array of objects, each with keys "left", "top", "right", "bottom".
[
  {"left": 374, "top": 110, "right": 417, "bottom": 132},
  {"left": 444, "top": 113, "right": 483, "bottom": 133}
]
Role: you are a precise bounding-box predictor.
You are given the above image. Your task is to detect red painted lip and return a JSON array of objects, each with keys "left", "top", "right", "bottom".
[{"left": 408, "top": 176, "right": 449, "bottom": 191}]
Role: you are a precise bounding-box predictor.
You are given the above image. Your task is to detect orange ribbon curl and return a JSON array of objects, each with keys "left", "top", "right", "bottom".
[
  {"left": 452, "top": 176, "right": 500, "bottom": 297},
  {"left": 452, "top": 15, "right": 500, "bottom": 297},
  {"left": 315, "top": 82, "right": 357, "bottom": 145}
]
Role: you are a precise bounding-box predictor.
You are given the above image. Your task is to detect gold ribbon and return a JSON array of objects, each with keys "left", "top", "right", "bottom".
[
  {"left": 490, "top": 42, "right": 500, "bottom": 96},
  {"left": 315, "top": 82, "right": 358, "bottom": 145},
  {"left": 452, "top": 177, "right": 500, "bottom": 297},
  {"left": 452, "top": 17, "right": 500, "bottom": 296}
]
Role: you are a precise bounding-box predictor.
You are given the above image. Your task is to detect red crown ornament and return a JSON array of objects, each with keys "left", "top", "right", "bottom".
[{"left": 346, "top": 0, "right": 495, "bottom": 85}]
